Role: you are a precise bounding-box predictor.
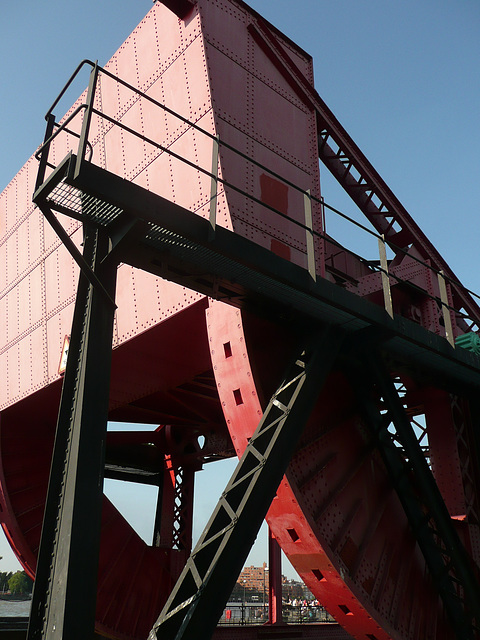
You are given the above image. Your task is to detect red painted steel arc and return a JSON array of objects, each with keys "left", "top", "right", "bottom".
[
  {"left": 0, "top": 298, "right": 472, "bottom": 640},
  {"left": 207, "top": 300, "right": 460, "bottom": 640},
  {"left": 0, "top": 303, "right": 224, "bottom": 640}
]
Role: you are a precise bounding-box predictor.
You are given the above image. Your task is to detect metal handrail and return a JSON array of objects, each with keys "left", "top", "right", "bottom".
[
  {"left": 44, "top": 59, "right": 96, "bottom": 119},
  {"left": 37, "top": 60, "right": 480, "bottom": 336},
  {"left": 34, "top": 104, "right": 89, "bottom": 161},
  {"left": 93, "top": 66, "right": 480, "bottom": 319}
]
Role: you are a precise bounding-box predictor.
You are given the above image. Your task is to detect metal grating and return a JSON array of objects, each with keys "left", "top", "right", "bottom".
[
  {"left": 144, "top": 223, "right": 363, "bottom": 327},
  {"left": 48, "top": 180, "right": 83, "bottom": 214},
  {"left": 47, "top": 178, "right": 124, "bottom": 226}
]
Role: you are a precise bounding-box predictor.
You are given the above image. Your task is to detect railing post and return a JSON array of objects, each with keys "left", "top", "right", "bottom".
[
  {"left": 35, "top": 114, "right": 56, "bottom": 192},
  {"left": 74, "top": 62, "right": 99, "bottom": 178},
  {"left": 438, "top": 270, "right": 455, "bottom": 347},
  {"left": 304, "top": 189, "right": 316, "bottom": 281},
  {"left": 378, "top": 234, "right": 393, "bottom": 318},
  {"left": 209, "top": 135, "right": 219, "bottom": 240},
  {"left": 319, "top": 196, "right": 326, "bottom": 279}
]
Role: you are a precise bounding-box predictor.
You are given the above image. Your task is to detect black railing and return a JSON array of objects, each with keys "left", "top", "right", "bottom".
[
  {"left": 217, "top": 602, "right": 335, "bottom": 626},
  {"left": 35, "top": 59, "right": 480, "bottom": 340}
]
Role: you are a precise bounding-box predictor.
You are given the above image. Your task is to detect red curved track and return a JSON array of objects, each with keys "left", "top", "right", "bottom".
[
  {"left": 2, "top": 299, "right": 477, "bottom": 639},
  {"left": 207, "top": 303, "right": 478, "bottom": 640},
  {"left": 0, "top": 1, "right": 479, "bottom": 640}
]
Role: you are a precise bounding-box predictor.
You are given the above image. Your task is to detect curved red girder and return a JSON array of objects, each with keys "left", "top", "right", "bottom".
[
  {"left": 0, "top": 303, "right": 232, "bottom": 640},
  {"left": 2, "top": 296, "right": 478, "bottom": 639},
  {"left": 207, "top": 301, "right": 480, "bottom": 640}
]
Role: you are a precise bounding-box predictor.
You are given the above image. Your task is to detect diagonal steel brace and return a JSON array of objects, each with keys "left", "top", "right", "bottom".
[
  {"left": 149, "top": 324, "right": 344, "bottom": 640},
  {"left": 350, "top": 351, "right": 480, "bottom": 639}
]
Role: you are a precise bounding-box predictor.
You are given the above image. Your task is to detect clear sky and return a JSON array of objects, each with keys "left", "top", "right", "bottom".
[{"left": 1, "top": 0, "right": 480, "bottom": 581}]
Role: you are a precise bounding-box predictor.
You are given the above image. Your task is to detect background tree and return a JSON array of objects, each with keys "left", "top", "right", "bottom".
[
  {"left": 0, "top": 571, "right": 13, "bottom": 592},
  {"left": 8, "top": 571, "right": 33, "bottom": 594}
]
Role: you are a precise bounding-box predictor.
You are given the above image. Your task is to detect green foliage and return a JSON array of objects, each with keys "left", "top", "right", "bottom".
[
  {"left": 7, "top": 571, "right": 33, "bottom": 594},
  {"left": 0, "top": 571, "right": 13, "bottom": 592}
]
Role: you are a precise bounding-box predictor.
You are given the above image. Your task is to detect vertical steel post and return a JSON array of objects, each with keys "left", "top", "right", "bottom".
[
  {"left": 35, "top": 114, "right": 55, "bottom": 192},
  {"left": 74, "top": 63, "right": 99, "bottom": 179},
  {"left": 209, "top": 135, "right": 219, "bottom": 240},
  {"left": 438, "top": 270, "right": 455, "bottom": 347},
  {"left": 27, "top": 223, "right": 117, "bottom": 640},
  {"left": 378, "top": 234, "right": 393, "bottom": 318},
  {"left": 268, "top": 528, "right": 283, "bottom": 625},
  {"left": 153, "top": 459, "right": 175, "bottom": 548},
  {"left": 304, "top": 189, "right": 316, "bottom": 281},
  {"left": 319, "top": 196, "right": 326, "bottom": 279},
  {"left": 153, "top": 460, "right": 195, "bottom": 554}
]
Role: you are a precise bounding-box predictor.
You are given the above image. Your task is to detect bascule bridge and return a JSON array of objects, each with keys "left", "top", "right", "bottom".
[{"left": 0, "top": 1, "right": 479, "bottom": 639}]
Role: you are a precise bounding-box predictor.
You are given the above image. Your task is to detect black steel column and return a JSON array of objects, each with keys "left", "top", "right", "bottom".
[{"left": 27, "top": 222, "right": 117, "bottom": 640}]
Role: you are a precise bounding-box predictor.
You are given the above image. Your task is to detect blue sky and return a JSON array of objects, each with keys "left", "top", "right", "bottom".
[{"left": 1, "top": 0, "right": 480, "bottom": 579}]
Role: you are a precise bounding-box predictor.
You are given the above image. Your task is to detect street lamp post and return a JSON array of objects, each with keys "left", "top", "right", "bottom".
[
  {"left": 263, "top": 567, "right": 266, "bottom": 620},
  {"left": 242, "top": 579, "right": 246, "bottom": 625}
]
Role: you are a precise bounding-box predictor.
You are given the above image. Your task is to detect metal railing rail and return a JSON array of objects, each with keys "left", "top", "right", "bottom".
[
  {"left": 34, "top": 104, "right": 91, "bottom": 167},
  {"left": 35, "top": 60, "right": 480, "bottom": 341},
  {"left": 217, "top": 602, "right": 335, "bottom": 626}
]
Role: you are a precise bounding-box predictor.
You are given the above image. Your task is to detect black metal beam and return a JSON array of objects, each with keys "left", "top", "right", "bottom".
[
  {"left": 149, "top": 326, "right": 344, "bottom": 640},
  {"left": 103, "top": 467, "right": 163, "bottom": 486},
  {"left": 27, "top": 222, "right": 117, "bottom": 640},
  {"left": 25, "top": 205, "right": 145, "bottom": 639}
]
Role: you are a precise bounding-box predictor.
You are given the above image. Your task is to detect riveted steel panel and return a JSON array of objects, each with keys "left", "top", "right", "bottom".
[
  {"left": 197, "top": 0, "right": 322, "bottom": 275},
  {"left": 0, "top": 1, "right": 218, "bottom": 411}
]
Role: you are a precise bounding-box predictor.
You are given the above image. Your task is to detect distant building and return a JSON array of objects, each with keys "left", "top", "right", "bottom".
[
  {"left": 233, "top": 564, "right": 315, "bottom": 604},
  {"left": 237, "top": 563, "right": 292, "bottom": 591},
  {"left": 237, "top": 563, "right": 269, "bottom": 591}
]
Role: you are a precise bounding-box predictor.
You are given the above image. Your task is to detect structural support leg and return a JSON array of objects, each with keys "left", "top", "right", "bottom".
[
  {"left": 27, "top": 222, "right": 118, "bottom": 640},
  {"left": 149, "top": 325, "right": 343, "bottom": 640},
  {"left": 268, "top": 528, "right": 283, "bottom": 625}
]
